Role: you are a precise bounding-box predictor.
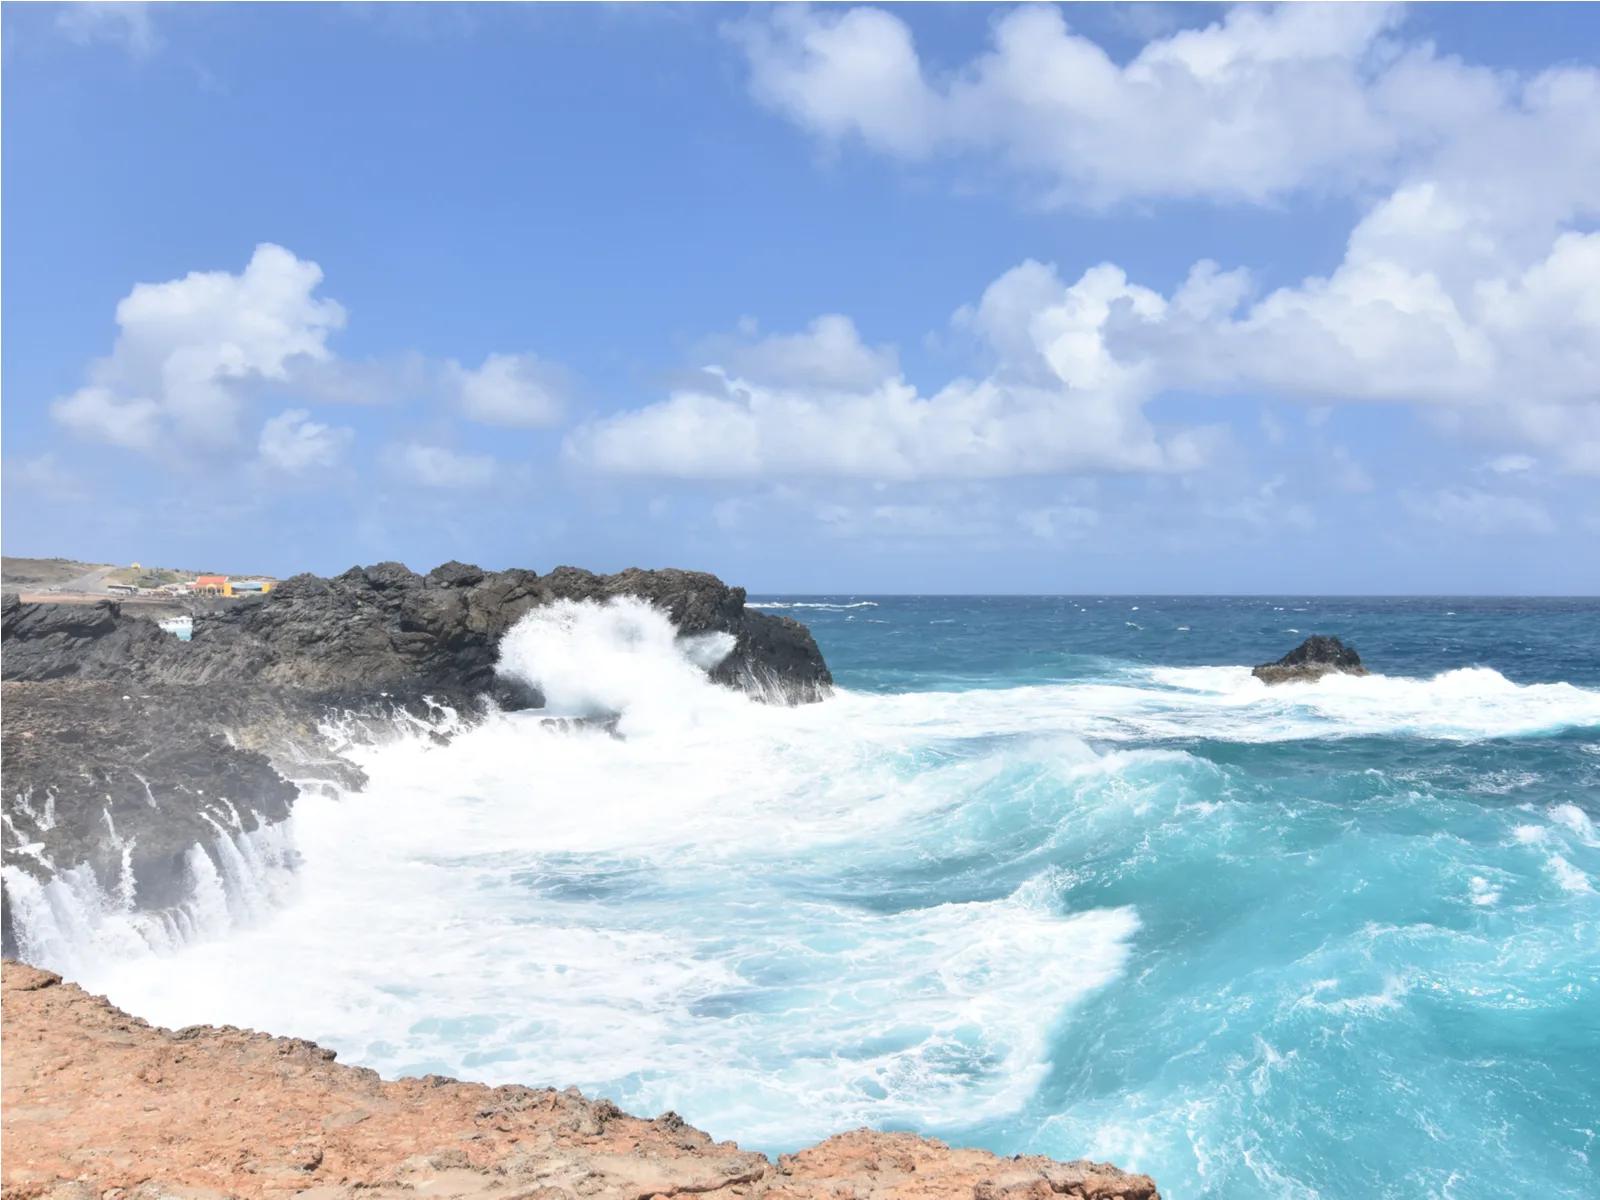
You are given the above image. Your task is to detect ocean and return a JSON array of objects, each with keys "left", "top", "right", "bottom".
[{"left": 10, "top": 596, "right": 1600, "bottom": 1199}]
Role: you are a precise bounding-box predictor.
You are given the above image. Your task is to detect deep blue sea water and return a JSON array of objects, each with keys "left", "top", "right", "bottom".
[{"left": 12, "top": 596, "right": 1599, "bottom": 1200}]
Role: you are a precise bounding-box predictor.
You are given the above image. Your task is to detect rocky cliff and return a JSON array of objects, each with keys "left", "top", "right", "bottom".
[
  {"left": 0, "top": 960, "right": 1161, "bottom": 1200},
  {"left": 1, "top": 561, "right": 832, "bottom": 707},
  {"left": 1, "top": 562, "right": 832, "bottom": 958}
]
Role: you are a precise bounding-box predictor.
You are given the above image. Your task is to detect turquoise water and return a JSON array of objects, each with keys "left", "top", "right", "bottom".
[
  {"left": 761, "top": 597, "right": 1600, "bottom": 1197},
  {"left": 20, "top": 595, "right": 1600, "bottom": 1200}
]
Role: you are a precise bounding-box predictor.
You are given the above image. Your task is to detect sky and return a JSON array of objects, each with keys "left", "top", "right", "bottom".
[{"left": 3, "top": 1, "right": 1599, "bottom": 594}]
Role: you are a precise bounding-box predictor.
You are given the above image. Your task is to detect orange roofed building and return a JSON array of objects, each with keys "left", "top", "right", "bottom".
[{"left": 190, "top": 575, "right": 230, "bottom": 596}]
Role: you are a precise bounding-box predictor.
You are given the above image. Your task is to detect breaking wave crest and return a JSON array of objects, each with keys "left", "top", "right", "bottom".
[{"left": 495, "top": 596, "right": 741, "bottom": 736}]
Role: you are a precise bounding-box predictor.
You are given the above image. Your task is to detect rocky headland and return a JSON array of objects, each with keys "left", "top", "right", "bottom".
[
  {"left": 0, "top": 959, "right": 1160, "bottom": 1200},
  {"left": 1251, "top": 635, "right": 1370, "bottom": 685},
  {"left": 2, "top": 561, "right": 832, "bottom": 958}
]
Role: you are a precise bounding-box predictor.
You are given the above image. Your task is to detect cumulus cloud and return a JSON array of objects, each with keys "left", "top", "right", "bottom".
[
  {"left": 1133, "top": 190, "right": 1600, "bottom": 411},
  {"left": 447, "top": 352, "right": 569, "bottom": 428},
  {"left": 707, "top": 315, "right": 900, "bottom": 391},
  {"left": 47, "top": 245, "right": 577, "bottom": 471},
  {"left": 572, "top": 189, "right": 1600, "bottom": 481},
  {"left": 383, "top": 442, "right": 499, "bottom": 489},
  {"left": 51, "top": 386, "right": 164, "bottom": 451},
  {"left": 732, "top": 2, "right": 1504, "bottom": 205},
  {"left": 1103, "top": 184, "right": 1600, "bottom": 469},
  {"left": 728, "top": 2, "right": 1600, "bottom": 474},
  {"left": 566, "top": 261, "right": 1218, "bottom": 481},
  {"left": 257, "top": 409, "right": 353, "bottom": 473},
  {"left": 50, "top": 244, "right": 347, "bottom": 457}
]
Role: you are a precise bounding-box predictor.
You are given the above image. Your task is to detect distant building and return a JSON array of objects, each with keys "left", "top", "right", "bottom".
[
  {"left": 229, "top": 579, "right": 275, "bottom": 594},
  {"left": 190, "top": 575, "right": 230, "bottom": 596}
]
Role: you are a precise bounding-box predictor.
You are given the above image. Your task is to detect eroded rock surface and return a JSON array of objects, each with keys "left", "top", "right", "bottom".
[
  {"left": 1252, "top": 635, "right": 1370, "bottom": 685},
  {"left": 1, "top": 961, "right": 1159, "bottom": 1200}
]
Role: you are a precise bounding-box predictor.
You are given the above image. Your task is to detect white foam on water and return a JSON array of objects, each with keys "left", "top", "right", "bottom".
[
  {"left": 1093, "top": 665, "right": 1600, "bottom": 743},
  {"left": 1549, "top": 803, "right": 1599, "bottom": 847},
  {"left": 2, "top": 820, "right": 297, "bottom": 981},
  {"left": 1547, "top": 855, "right": 1594, "bottom": 893},
  {"left": 21, "top": 599, "right": 1140, "bottom": 1145}
]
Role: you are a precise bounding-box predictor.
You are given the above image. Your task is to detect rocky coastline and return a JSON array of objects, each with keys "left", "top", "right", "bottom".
[
  {"left": 1, "top": 561, "right": 832, "bottom": 959},
  {"left": 0, "top": 568, "right": 1172, "bottom": 1197},
  {"left": 0, "top": 959, "right": 1161, "bottom": 1200}
]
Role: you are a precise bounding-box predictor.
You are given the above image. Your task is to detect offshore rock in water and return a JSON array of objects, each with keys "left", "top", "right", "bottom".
[
  {"left": 1252, "top": 634, "right": 1370, "bottom": 685},
  {"left": 0, "top": 958, "right": 1163, "bottom": 1200}
]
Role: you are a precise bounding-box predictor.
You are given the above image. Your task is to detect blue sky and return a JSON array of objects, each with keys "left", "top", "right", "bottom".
[{"left": 4, "top": 2, "right": 1598, "bottom": 593}]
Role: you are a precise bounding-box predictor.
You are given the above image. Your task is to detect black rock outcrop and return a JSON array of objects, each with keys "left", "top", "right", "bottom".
[
  {"left": 1252, "top": 635, "right": 1370, "bottom": 685},
  {"left": 2, "top": 562, "right": 832, "bottom": 708},
  {"left": 1, "top": 563, "right": 833, "bottom": 960}
]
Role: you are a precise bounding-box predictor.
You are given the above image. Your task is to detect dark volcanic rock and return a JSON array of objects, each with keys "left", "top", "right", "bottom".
[
  {"left": 1, "top": 594, "right": 173, "bottom": 682},
  {"left": 2, "top": 564, "right": 832, "bottom": 956},
  {"left": 1252, "top": 635, "right": 1370, "bottom": 685},
  {"left": 0, "top": 681, "right": 311, "bottom": 960},
  {"left": 2, "top": 563, "right": 832, "bottom": 708}
]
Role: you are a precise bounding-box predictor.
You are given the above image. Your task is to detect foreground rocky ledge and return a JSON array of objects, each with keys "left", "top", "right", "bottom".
[{"left": 1, "top": 961, "right": 1159, "bottom": 1200}]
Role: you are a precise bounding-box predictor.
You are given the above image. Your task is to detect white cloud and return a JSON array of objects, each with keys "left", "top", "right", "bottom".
[
  {"left": 51, "top": 386, "right": 164, "bottom": 451},
  {"left": 567, "top": 260, "right": 1218, "bottom": 481},
  {"left": 447, "top": 352, "right": 568, "bottom": 428},
  {"left": 733, "top": 3, "right": 1507, "bottom": 205},
  {"left": 48, "top": 245, "right": 577, "bottom": 469},
  {"left": 729, "top": 3, "right": 1600, "bottom": 474},
  {"left": 707, "top": 314, "right": 899, "bottom": 391},
  {"left": 1109, "top": 185, "right": 1600, "bottom": 469},
  {"left": 1138, "top": 192, "right": 1600, "bottom": 411},
  {"left": 51, "top": 244, "right": 346, "bottom": 456},
  {"left": 383, "top": 442, "right": 499, "bottom": 489},
  {"left": 257, "top": 409, "right": 353, "bottom": 473},
  {"left": 56, "top": 2, "right": 162, "bottom": 57},
  {"left": 1406, "top": 487, "right": 1556, "bottom": 535},
  {"left": 572, "top": 181, "right": 1600, "bottom": 481}
]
